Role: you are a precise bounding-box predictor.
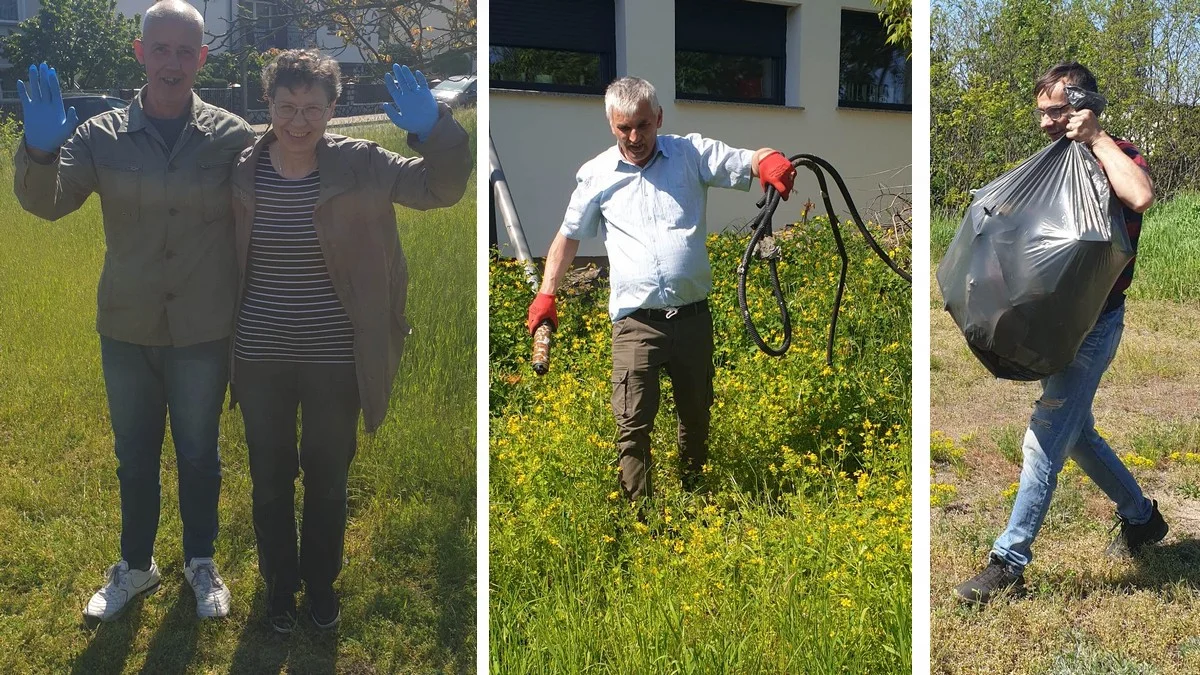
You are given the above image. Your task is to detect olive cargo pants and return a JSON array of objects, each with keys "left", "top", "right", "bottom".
[{"left": 610, "top": 303, "right": 714, "bottom": 500}]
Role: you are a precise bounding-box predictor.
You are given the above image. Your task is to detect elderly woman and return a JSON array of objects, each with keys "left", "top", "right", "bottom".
[{"left": 230, "top": 50, "right": 470, "bottom": 632}]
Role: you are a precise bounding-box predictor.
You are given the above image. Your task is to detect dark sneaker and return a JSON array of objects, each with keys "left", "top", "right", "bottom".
[
  {"left": 267, "top": 587, "right": 297, "bottom": 635},
  {"left": 309, "top": 587, "right": 340, "bottom": 630},
  {"left": 1107, "top": 499, "right": 1168, "bottom": 558},
  {"left": 954, "top": 556, "right": 1026, "bottom": 606}
]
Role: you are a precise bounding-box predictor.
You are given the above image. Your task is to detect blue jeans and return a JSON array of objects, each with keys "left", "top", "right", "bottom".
[
  {"left": 100, "top": 336, "right": 228, "bottom": 569},
  {"left": 992, "top": 305, "right": 1152, "bottom": 571}
]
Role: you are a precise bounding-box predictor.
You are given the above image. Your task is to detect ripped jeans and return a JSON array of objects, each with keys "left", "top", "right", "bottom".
[{"left": 992, "top": 304, "right": 1153, "bottom": 571}]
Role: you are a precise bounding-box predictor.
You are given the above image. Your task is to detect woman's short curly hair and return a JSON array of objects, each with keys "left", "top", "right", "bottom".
[{"left": 261, "top": 49, "right": 342, "bottom": 102}]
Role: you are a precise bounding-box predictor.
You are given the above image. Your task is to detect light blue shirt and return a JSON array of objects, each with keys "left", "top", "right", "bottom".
[{"left": 560, "top": 133, "right": 755, "bottom": 320}]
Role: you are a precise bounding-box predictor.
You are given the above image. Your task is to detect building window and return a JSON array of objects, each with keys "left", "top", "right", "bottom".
[
  {"left": 675, "top": 0, "right": 787, "bottom": 106},
  {"left": 839, "top": 10, "right": 911, "bottom": 111},
  {"left": 238, "top": 0, "right": 288, "bottom": 51},
  {"left": 0, "top": 0, "right": 18, "bottom": 23},
  {"left": 490, "top": 0, "right": 615, "bottom": 94}
]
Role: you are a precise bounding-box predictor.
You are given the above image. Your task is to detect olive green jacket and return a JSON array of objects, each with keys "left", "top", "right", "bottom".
[
  {"left": 229, "top": 105, "right": 471, "bottom": 431},
  {"left": 14, "top": 89, "right": 255, "bottom": 346}
]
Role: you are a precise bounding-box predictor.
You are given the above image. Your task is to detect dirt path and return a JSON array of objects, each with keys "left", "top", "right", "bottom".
[{"left": 930, "top": 283, "right": 1200, "bottom": 444}]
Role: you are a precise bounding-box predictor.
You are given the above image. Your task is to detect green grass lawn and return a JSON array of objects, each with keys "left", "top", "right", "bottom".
[
  {"left": 489, "top": 223, "right": 913, "bottom": 673},
  {"left": 0, "top": 109, "right": 476, "bottom": 674},
  {"left": 930, "top": 193, "right": 1200, "bottom": 674}
]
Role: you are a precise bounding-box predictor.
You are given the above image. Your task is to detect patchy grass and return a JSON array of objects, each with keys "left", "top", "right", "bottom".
[
  {"left": 0, "top": 109, "right": 477, "bottom": 673},
  {"left": 931, "top": 191, "right": 1200, "bottom": 673}
]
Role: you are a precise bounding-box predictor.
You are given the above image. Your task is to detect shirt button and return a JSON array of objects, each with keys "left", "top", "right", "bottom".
[
  {"left": 165, "top": 293, "right": 176, "bottom": 301},
  {"left": 168, "top": 208, "right": 178, "bottom": 216},
  {"left": 165, "top": 250, "right": 175, "bottom": 259}
]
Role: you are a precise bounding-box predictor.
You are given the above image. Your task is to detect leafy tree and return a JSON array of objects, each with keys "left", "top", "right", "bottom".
[
  {"left": 873, "top": 0, "right": 912, "bottom": 57},
  {"left": 932, "top": 0, "right": 1200, "bottom": 210},
  {"left": 203, "top": 0, "right": 476, "bottom": 78},
  {"left": 1, "top": 0, "right": 142, "bottom": 90},
  {"left": 195, "top": 49, "right": 273, "bottom": 88}
]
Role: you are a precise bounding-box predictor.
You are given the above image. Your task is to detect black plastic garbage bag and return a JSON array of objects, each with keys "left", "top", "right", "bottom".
[{"left": 936, "top": 134, "right": 1133, "bottom": 381}]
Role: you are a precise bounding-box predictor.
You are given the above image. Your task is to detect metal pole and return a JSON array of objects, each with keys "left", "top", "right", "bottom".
[{"left": 489, "top": 134, "right": 540, "bottom": 290}]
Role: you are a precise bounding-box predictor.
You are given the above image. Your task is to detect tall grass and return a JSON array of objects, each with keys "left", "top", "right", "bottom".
[
  {"left": 489, "top": 222, "right": 912, "bottom": 673},
  {"left": 0, "top": 108, "right": 476, "bottom": 673}
]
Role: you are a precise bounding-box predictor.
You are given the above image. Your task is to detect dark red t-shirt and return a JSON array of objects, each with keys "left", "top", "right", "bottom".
[{"left": 1103, "top": 137, "right": 1149, "bottom": 312}]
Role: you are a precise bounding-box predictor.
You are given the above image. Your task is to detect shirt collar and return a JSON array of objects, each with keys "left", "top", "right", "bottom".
[
  {"left": 120, "top": 86, "right": 214, "bottom": 136},
  {"left": 613, "top": 134, "right": 668, "bottom": 170}
]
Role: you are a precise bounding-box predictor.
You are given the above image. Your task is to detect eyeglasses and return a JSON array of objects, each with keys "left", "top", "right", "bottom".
[
  {"left": 1032, "top": 104, "right": 1070, "bottom": 124},
  {"left": 271, "top": 102, "right": 330, "bottom": 122}
]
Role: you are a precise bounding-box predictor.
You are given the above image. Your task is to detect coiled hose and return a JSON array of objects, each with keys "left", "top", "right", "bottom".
[{"left": 737, "top": 154, "right": 912, "bottom": 360}]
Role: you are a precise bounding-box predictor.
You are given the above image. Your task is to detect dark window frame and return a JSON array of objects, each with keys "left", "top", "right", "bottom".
[
  {"left": 490, "top": 0, "right": 617, "bottom": 95},
  {"left": 838, "top": 9, "right": 912, "bottom": 112},
  {"left": 0, "top": 0, "right": 19, "bottom": 23},
  {"left": 489, "top": 47, "right": 616, "bottom": 96},
  {"left": 675, "top": 0, "right": 788, "bottom": 106}
]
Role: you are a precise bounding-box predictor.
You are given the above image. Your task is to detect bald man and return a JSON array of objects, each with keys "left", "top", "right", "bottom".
[{"left": 14, "top": 0, "right": 254, "bottom": 624}]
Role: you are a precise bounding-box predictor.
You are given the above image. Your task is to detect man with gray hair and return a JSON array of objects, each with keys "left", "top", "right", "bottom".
[
  {"left": 526, "top": 76, "right": 796, "bottom": 503},
  {"left": 14, "top": 0, "right": 254, "bottom": 624}
]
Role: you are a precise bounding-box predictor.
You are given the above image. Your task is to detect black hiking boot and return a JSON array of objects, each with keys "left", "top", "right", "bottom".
[
  {"left": 1106, "top": 499, "right": 1169, "bottom": 558},
  {"left": 954, "top": 556, "right": 1026, "bottom": 606}
]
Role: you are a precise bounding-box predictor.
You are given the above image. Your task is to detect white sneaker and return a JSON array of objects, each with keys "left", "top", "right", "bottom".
[
  {"left": 184, "top": 558, "right": 232, "bottom": 619},
  {"left": 84, "top": 559, "right": 161, "bottom": 624}
]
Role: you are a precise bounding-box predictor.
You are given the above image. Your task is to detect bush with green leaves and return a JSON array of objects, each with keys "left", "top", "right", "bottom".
[{"left": 933, "top": 0, "right": 1200, "bottom": 211}]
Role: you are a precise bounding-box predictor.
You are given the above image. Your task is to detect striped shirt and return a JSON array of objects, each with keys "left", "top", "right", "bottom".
[{"left": 234, "top": 147, "right": 355, "bottom": 363}]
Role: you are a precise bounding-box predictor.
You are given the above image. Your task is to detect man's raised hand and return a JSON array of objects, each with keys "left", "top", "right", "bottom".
[
  {"left": 1065, "top": 109, "right": 1103, "bottom": 147},
  {"left": 758, "top": 151, "right": 797, "bottom": 201},
  {"left": 18, "top": 63, "right": 79, "bottom": 154}
]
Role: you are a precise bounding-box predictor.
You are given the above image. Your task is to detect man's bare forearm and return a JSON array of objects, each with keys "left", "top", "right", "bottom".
[
  {"left": 1092, "top": 133, "right": 1154, "bottom": 213},
  {"left": 539, "top": 233, "right": 581, "bottom": 295}
]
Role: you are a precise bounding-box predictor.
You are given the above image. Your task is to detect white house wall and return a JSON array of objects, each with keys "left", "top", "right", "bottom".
[{"left": 492, "top": 0, "right": 912, "bottom": 258}]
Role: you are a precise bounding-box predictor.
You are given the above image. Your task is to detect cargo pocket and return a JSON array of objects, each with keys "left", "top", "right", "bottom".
[
  {"left": 611, "top": 370, "right": 629, "bottom": 419},
  {"left": 199, "top": 160, "right": 233, "bottom": 222}
]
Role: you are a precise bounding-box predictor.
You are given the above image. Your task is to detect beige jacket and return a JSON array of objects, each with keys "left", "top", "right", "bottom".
[
  {"left": 14, "top": 89, "right": 255, "bottom": 346},
  {"left": 230, "top": 107, "right": 471, "bottom": 431}
]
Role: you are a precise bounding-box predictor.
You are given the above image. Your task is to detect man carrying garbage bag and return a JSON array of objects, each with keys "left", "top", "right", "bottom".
[{"left": 954, "top": 62, "right": 1167, "bottom": 606}]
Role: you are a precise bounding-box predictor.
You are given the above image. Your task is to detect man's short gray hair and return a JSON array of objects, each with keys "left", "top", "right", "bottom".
[
  {"left": 142, "top": 0, "right": 205, "bottom": 37},
  {"left": 605, "top": 77, "right": 660, "bottom": 119}
]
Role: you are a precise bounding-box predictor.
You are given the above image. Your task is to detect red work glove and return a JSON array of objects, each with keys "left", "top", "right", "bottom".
[
  {"left": 759, "top": 151, "right": 796, "bottom": 201},
  {"left": 527, "top": 292, "right": 558, "bottom": 335}
]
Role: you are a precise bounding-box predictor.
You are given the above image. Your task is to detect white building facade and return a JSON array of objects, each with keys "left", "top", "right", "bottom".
[{"left": 491, "top": 0, "right": 912, "bottom": 257}]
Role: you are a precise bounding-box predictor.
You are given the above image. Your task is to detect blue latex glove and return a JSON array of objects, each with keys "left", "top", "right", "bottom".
[
  {"left": 381, "top": 64, "right": 438, "bottom": 141},
  {"left": 17, "top": 63, "right": 79, "bottom": 154}
]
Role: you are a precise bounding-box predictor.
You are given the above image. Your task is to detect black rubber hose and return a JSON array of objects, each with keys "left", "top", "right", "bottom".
[{"left": 737, "top": 154, "right": 911, "bottom": 361}]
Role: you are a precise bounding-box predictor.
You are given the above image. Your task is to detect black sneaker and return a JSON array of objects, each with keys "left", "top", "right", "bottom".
[
  {"left": 309, "top": 586, "right": 340, "bottom": 630},
  {"left": 954, "top": 556, "right": 1026, "bottom": 606},
  {"left": 267, "top": 588, "right": 297, "bottom": 635},
  {"left": 1106, "top": 499, "right": 1169, "bottom": 558}
]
